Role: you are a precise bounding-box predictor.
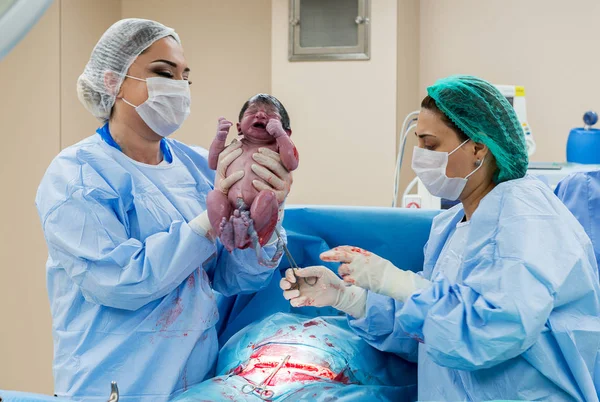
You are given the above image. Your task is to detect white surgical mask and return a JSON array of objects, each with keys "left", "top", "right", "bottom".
[
  {"left": 122, "top": 75, "right": 191, "bottom": 137},
  {"left": 411, "top": 139, "right": 485, "bottom": 201}
]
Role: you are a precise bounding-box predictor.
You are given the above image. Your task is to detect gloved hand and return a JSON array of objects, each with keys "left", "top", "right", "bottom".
[
  {"left": 251, "top": 147, "right": 293, "bottom": 204},
  {"left": 191, "top": 139, "right": 245, "bottom": 242},
  {"left": 320, "top": 246, "right": 431, "bottom": 302},
  {"left": 214, "top": 139, "right": 245, "bottom": 195},
  {"left": 280, "top": 266, "right": 367, "bottom": 318},
  {"left": 189, "top": 211, "right": 215, "bottom": 241}
]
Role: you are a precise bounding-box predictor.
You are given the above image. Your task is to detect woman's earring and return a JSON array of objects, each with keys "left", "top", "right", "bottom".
[{"left": 475, "top": 159, "right": 482, "bottom": 167}]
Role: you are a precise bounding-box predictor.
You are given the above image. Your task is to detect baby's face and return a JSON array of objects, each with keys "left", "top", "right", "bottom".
[{"left": 238, "top": 102, "right": 282, "bottom": 140}]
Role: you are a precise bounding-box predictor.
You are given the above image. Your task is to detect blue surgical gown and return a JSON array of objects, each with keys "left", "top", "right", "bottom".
[
  {"left": 555, "top": 170, "right": 600, "bottom": 269},
  {"left": 35, "top": 130, "right": 283, "bottom": 401},
  {"left": 349, "top": 176, "right": 600, "bottom": 401}
]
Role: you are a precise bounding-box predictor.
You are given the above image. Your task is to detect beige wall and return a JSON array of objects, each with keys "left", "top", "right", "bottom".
[
  {"left": 0, "top": 2, "right": 59, "bottom": 393},
  {"left": 271, "top": 0, "right": 399, "bottom": 206},
  {"left": 60, "top": 0, "right": 122, "bottom": 148},
  {"left": 396, "top": 0, "right": 420, "bottom": 204},
  {"left": 420, "top": 0, "right": 600, "bottom": 164}
]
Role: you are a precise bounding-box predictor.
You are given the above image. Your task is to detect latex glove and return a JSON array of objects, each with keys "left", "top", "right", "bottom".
[
  {"left": 214, "top": 139, "right": 244, "bottom": 195},
  {"left": 251, "top": 148, "right": 293, "bottom": 204},
  {"left": 190, "top": 138, "right": 244, "bottom": 242},
  {"left": 189, "top": 211, "right": 215, "bottom": 242},
  {"left": 280, "top": 266, "right": 367, "bottom": 318},
  {"left": 189, "top": 191, "right": 276, "bottom": 244},
  {"left": 266, "top": 118, "right": 286, "bottom": 139},
  {"left": 320, "top": 246, "right": 431, "bottom": 302}
]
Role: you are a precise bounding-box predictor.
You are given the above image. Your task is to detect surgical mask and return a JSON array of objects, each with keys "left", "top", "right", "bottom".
[
  {"left": 411, "top": 139, "right": 485, "bottom": 201},
  {"left": 122, "top": 75, "right": 191, "bottom": 137}
]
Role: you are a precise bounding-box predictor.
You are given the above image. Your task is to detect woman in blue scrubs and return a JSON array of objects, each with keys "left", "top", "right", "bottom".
[
  {"left": 36, "top": 19, "right": 291, "bottom": 401},
  {"left": 281, "top": 75, "right": 600, "bottom": 401}
]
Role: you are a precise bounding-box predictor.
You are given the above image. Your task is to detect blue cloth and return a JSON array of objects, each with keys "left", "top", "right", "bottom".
[
  {"left": 349, "top": 176, "right": 600, "bottom": 401},
  {"left": 555, "top": 170, "right": 600, "bottom": 268},
  {"left": 172, "top": 313, "right": 417, "bottom": 402},
  {"left": 35, "top": 131, "right": 282, "bottom": 401},
  {"left": 0, "top": 391, "right": 70, "bottom": 402}
]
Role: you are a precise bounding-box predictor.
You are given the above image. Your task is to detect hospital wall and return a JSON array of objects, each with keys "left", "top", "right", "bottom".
[
  {"left": 0, "top": 1, "right": 60, "bottom": 394},
  {"left": 271, "top": 0, "right": 401, "bottom": 206},
  {"left": 396, "top": 0, "right": 421, "bottom": 202},
  {"left": 419, "top": 0, "right": 600, "bottom": 165}
]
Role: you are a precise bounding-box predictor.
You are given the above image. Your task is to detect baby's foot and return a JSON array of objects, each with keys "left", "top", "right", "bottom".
[
  {"left": 219, "top": 216, "right": 235, "bottom": 251},
  {"left": 233, "top": 209, "right": 251, "bottom": 249}
]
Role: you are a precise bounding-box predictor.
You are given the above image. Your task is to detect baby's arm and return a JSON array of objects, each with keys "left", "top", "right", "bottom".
[
  {"left": 208, "top": 117, "right": 232, "bottom": 170},
  {"left": 266, "top": 119, "right": 299, "bottom": 171}
]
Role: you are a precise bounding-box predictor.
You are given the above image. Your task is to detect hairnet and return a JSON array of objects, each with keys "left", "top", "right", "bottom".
[
  {"left": 427, "top": 75, "right": 528, "bottom": 183},
  {"left": 77, "top": 18, "right": 181, "bottom": 122}
]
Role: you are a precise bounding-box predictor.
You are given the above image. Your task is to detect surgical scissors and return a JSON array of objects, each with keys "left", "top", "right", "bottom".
[
  {"left": 275, "top": 229, "right": 317, "bottom": 287},
  {"left": 241, "top": 354, "right": 291, "bottom": 400}
]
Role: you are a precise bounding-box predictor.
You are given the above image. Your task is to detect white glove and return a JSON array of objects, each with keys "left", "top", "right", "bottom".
[
  {"left": 280, "top": 266, "right": 367, "bottom": 318},
  {"left": 189, "top": 211, "right": 216, "bottom": 242},
  {"left": 251, "top": 147, "right": 292, "bottom": 204},
  {"left": 320, "top": 246, "right": 430, "bottom": 302},
  {"left": 215, "top": 140, "right": 245, "bottom": 195},
  {"left": 191, "top": 190, "right": 285, "bottom": 246},
  {"left": 190, "top": 141, "right": 247, "bottom": 242}
]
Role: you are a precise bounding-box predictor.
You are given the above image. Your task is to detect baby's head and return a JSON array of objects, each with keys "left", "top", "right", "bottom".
[{"left": 237, "top": 94, "right": 291, "bottom": 141}]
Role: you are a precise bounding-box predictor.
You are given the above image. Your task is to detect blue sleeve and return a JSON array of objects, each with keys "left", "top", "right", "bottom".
[
  {"left": 209, "top": 229, "right": 285, "bottom": 297},
  {"left": 555, "top": 172, "right": 600, "bottom": 271},
  {"left": 555, "top": 173, "right": 591, "bottom": 232},
  {"left": 42, "top": 188, "right": 217, "bottom": 311},
  {"left": 397, "top": 194, "right": 587, "bottom": 371},
  {"left": 348, "top": 292, "right": 419, "bottom": 363}
]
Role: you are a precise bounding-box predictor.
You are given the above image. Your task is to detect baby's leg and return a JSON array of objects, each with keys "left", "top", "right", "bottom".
[
  {"left": 207, "top": 190, "right": 234, "bottom": 251},
  {"left": 250, "top": 190, "right": 279, "bottom": 246}
]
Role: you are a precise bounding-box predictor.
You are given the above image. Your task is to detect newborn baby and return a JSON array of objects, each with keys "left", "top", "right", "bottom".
[{"left": 207, "top": 94, "right": 299, "bottom": 266}]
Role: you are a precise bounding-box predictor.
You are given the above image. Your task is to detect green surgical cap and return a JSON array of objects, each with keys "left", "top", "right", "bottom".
[{"left": 427, "top": 75, "right": 528, "bottom": 183}]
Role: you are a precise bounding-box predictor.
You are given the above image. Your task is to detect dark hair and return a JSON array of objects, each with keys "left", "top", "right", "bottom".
[
  {"left": 239, "top": 94, "right": 291, "bottom": 131},
  {"left": 421, "top": 95, "right": 469, "bottom": 142}
]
